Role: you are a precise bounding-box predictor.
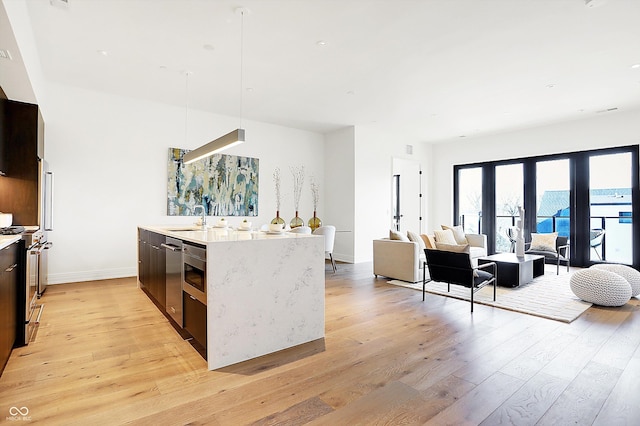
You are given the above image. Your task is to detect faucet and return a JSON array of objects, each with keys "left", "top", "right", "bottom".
[{"left": 194, "top": 205, "right": 206, "bottom": 228}]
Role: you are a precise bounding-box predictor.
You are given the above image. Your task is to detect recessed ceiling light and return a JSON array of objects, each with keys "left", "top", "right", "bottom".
[
  {"left": 596, "top": 107, "right": 618, "bottom": 114},
  {"left": 346, "top": 90, "right": 355, "bottom": 95},
  {"left": 245, "top": 87, "right": 253, "bottom": 92},
  {"left": 631, "top": 63, "right": 640, "bottom": 69},
  {"left": 97, "top": 50, "right": 108, "bottom": 56},
  {"left": 316, "top": 40, "right": 327, "bottom": 47},
  {"left": 203, "top": 44, "right": 215, "bottom": 51},
  {"left": 546, "top": 84, "right": 555, "bottom": 88}
]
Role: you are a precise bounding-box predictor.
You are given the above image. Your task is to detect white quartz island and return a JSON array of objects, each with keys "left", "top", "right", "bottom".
[{"left": 140, "top": 226, "right": 326, "bottom": 370}]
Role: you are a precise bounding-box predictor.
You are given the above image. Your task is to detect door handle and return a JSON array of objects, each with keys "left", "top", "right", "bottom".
[
  {"left": 161, "top": 243, "right": 181, "bottom": 252},
  {"left": 5, "top": 263, "right": 17, "bottom": 272}
]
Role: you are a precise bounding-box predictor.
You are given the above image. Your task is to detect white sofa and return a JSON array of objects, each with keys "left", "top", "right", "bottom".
[{"left": 373, "top": 233, "right": 487, "bottom": 283}]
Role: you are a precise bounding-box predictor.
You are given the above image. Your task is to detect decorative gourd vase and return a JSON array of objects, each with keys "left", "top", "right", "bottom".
[
  {"left": 308, "top": 211, "right": 322, "bottom": 232},
  {"left": 515, "top": 235, "right": 525, "bottom": 257},
  {"left": 515, "top": 220, "right": 525, "bottom": 257},
  {"left": 270, "top": 210, "right": 285, "bottom": 225},
  {"left": 290, "top": 211, "right": 304, "bottom": 228}
]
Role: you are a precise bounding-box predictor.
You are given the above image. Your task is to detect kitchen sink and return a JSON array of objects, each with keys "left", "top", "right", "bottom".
[{"left": 163, "top": 226, "right": 205, "bottom": 231}]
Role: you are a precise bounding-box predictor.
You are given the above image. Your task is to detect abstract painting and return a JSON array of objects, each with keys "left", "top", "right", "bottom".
[{"left": 167, "top": 148, "right": 258, "bottom": 216}]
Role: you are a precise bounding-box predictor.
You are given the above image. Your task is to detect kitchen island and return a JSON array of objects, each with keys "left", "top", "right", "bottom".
[{"left": 138, "top": 225, "right": 325, "bottom": 370}]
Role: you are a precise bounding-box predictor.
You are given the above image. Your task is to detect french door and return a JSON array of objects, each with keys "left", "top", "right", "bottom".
[{"left": 454, "top": 145, "right": 639, "bottom": 268}]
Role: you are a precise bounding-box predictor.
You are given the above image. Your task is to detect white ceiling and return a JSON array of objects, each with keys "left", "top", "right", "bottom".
[{"left": 3, "top": 0, "right": 640, "bottom": 143}]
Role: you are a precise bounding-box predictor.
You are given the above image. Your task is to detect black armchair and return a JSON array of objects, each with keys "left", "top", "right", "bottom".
[
  {"left": 525, "top": 235, "right": 569, "bottom": 275},
  {"left": 423, "top": 248, "right": 497, "bottom": 313}
]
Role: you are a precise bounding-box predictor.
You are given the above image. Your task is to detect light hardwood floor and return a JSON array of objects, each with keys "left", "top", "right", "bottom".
[{"left": 1, "top": 262, "right": 639, "bottom": 425}]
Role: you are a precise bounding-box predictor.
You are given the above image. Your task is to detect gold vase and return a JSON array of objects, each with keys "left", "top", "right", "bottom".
[
  {"left": 308, "top": 211, "right": 321, "bottom": 231},
  {"left": 290, "top": 211, "right": 304, "bottom": 228},
  {"left": 271, "top": 210, "right": 285, "bottom": 225}
]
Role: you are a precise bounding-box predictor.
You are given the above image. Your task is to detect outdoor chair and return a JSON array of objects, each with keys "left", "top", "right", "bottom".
[
  {"left": 589, "top": 228, "right": 605, "bottom": 260},
  {"left": 423, "top": 248, "right": 496, "bottom": 313}
]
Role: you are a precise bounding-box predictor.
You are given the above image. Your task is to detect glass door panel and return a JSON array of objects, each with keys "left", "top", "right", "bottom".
[
  {"left": 457, "top": 167, "right": 482, "bottom": 234},
  {"left": 495, "top": 164, "right": 523, "bottom": 253},
  {"left": 536, "top": 159, "right": 570, "bottom": 237},
  {"left": 589, "top": 152, "right": 633, "bottom": 263}
]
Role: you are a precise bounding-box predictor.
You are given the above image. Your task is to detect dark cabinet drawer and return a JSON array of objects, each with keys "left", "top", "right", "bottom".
[{"left": 183, "top": 291, "right": 207, "bottom": 351}]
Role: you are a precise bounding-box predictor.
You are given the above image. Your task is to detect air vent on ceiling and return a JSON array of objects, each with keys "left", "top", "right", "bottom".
[
  {"left": 50, "top": 0, "right": 69, "bottom": 8},
  {"left": 0, "top": 49, "right": 12, "bottom": 60},
  {"left": 585, "top": 0, "right": 606, "bottom": 8}
]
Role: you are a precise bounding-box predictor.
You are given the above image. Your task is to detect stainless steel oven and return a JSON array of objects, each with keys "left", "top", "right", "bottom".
[{"left": 183, "top": 243, "right": 206, "bottom": 305}]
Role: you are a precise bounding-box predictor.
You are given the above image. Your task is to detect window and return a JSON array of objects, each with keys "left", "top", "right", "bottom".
[
  {"left": 620, "top": 211, "right": 632, "bottom": 224},
  {"left": 453, "top": 145, "right": 639, "bottom": 268}
]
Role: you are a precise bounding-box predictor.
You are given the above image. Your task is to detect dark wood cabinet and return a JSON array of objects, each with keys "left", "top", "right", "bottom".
[
  {"left": 138, "top": 229, "right": 166, "bottom": 310},
  {"left": 1, "top": 240, "right": 19, "bottom": 375},
  {"left": 0, "top": 100, "right": 43, "bottom": 225},
  {"left": 183, "top": 291, "right": 207, "bottom": 351},
  {"left": 137, "top": 228, "right": 149, "bottom": 289},
  {"left": 0, "top": 99, "right": 6, "bottom": 175},
  {"left": 149, "top": 232, "right": 166, "bottom": 309}
]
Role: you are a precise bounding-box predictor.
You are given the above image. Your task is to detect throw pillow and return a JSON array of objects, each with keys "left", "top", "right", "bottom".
[
  {"left": 434, "top": 229, "right": 457, "bottom": 245},
  {"left": 441, "top": 224, "right": 468, "bottom": 245},
  {"left": 407, "top": 231, "right": 426, "bottom": 251},
  {"left": 435, "top": 242, "right": 470, "bottom": 254},
  {"left": 530, "top": 232, "right": 557, "bottom": 252},
  {"left": 421, "top": 234, "right": 436, "bottom": 249},
  {"left": 390, "top": 229, "right": 409, "bottom": 242}
]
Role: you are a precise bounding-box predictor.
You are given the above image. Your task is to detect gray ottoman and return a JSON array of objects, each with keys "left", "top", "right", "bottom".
[
  {"left": 570, "top": 269, "right": 631, "bottom": 307},
  {"left": 591, "top": 264, "right": 640, "bottom": 297}
]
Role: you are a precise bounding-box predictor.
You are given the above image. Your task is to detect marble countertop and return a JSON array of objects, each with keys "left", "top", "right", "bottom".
[
  {"left": 139, "top": 224, "right": 318, "bottom": 245},
  {"left": 0, "top": 235, "right": 21, "bottom": 250}
]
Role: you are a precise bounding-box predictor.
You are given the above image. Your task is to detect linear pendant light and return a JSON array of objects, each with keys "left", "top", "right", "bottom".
[
  {"left": 183, "top": 7, "right": 248, "bottom": 165},
  {"left": 183, "top": 129, "right": 245, "bottom": 164}
]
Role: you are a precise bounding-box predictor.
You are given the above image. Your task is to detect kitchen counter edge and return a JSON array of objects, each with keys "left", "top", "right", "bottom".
[
  {"left": 138, "top": 225, "right": 318, "bottom": 245},
  {"left": 0, "top": 235, "right": 21, "bottom": 250}
]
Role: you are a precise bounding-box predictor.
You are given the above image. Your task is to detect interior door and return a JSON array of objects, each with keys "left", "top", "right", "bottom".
[{"left": 392, "top": 158, "right": 422, "bottom": 234}]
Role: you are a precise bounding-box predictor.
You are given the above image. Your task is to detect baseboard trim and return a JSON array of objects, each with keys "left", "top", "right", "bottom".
[{"left": 48, "top": 267, "right": 137, "bottom": 285}]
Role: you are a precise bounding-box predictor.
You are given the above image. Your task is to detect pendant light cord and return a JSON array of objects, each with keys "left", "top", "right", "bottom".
[
  {"left": 184, "top": 71, "right": 191, "bottom": 148},
  {"left": 239, "top": 9, "right": 245, "bottom": 130}
]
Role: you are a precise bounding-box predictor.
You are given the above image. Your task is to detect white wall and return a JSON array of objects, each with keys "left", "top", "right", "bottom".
[
  {"left": 324, "top": 126, "right": 355, "bottom": 263},
  {"left": 429, "top": 108, "right": 640, "bottom": 233},
  {"left": 44, "top": 82, "right": 324, "bottom": 284},
  {"left": 353, "top": 125, "right": 430, "bottom": 263}
]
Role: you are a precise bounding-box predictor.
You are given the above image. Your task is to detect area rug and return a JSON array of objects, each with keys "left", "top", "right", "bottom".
[{"left": 388, "top": 271, "right": 592, "bottom": 323}]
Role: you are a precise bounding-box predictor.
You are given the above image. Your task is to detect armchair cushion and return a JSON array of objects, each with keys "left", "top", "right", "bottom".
[{"left": 435, "top": 242, "right": 470, "bottom": 254}]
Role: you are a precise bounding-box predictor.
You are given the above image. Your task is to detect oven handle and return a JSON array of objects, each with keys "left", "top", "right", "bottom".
[
  {"left": 161, "top": 243, "right": 181, "bottom": 252},
  {"left": 30, "top": 244, "right": 45, "bottom": 255}
]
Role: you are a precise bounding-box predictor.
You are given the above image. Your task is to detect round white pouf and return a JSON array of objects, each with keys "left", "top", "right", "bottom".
[
  {"left": 591, "top": 264, "right": 640, "bottom": 297},
  {"left": 570, "top": 269, "right": 631, "bottom": 307}
]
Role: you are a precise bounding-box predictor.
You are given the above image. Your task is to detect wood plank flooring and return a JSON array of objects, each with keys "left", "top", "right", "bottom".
[{"left": 1, "top": 262, "right": 639, "bottom": 425}]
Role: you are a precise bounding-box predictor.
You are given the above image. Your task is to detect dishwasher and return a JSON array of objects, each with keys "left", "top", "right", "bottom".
[{"left": 162, "top": 237, "right": 183, "bottom": 327}]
